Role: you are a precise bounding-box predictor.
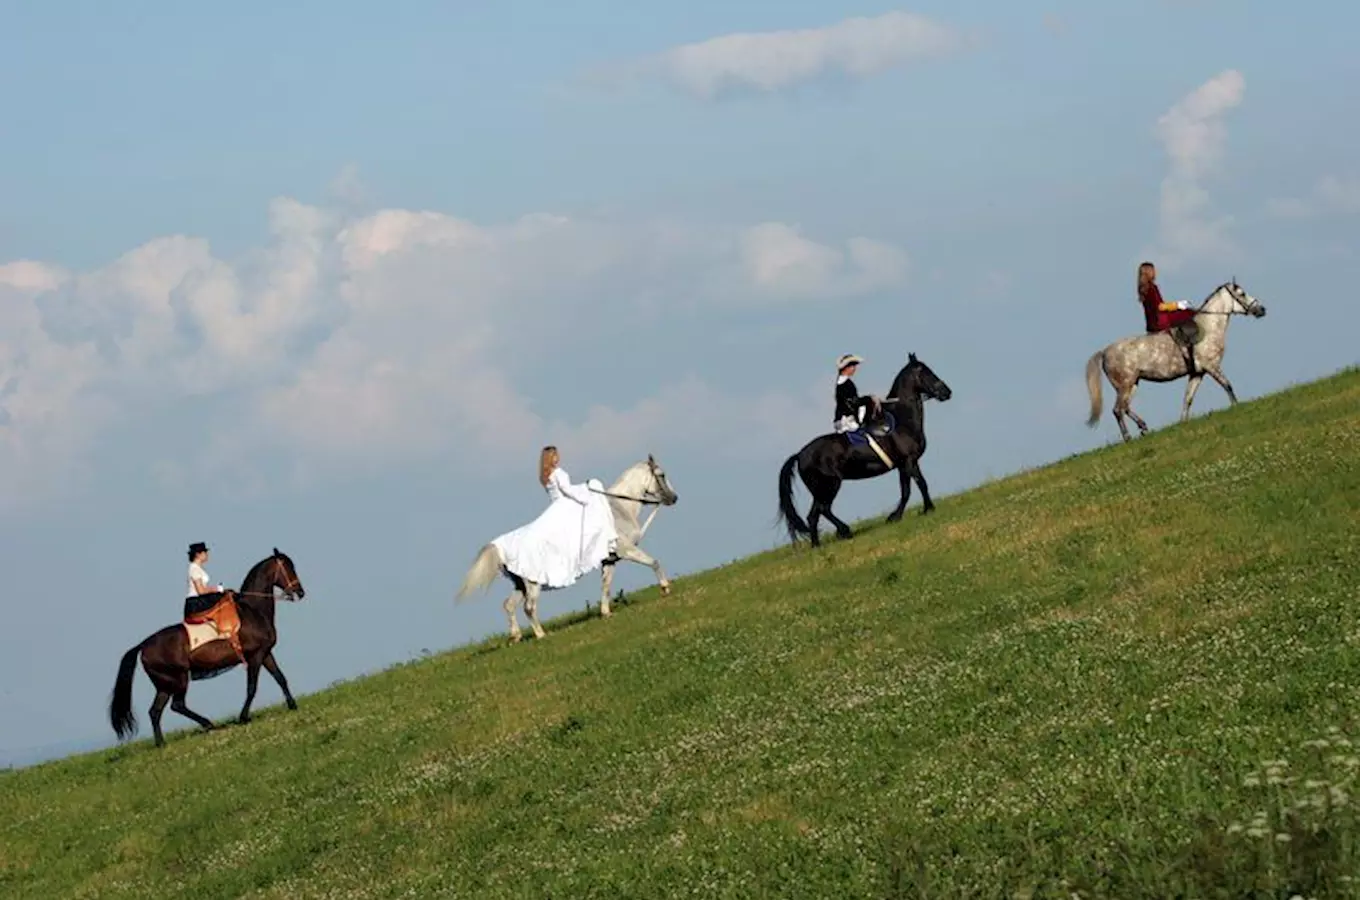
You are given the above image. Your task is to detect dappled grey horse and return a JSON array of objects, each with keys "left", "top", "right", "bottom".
[
  {"left": 1086, "top": 280, "right": 1266, "bottom": 441},
  {"left": 456, "top": 455, "right": 679, "bottom": 642}
]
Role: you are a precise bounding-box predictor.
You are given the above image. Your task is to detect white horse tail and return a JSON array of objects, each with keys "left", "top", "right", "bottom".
[
  {"left": 1085, "top": 349, "right": 1106, "bottom": 428},
  {"left": 456, "top": 544, "right": 503, "bottom": 601}
]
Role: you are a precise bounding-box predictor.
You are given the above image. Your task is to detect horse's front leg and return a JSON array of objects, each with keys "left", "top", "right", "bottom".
[
  {"left": 599, "top": 561, "right": 616, "bottom": 618},
  {"left": 886, "top": 464, "right": 912, "bottom": 523},
  {"left": 1181, "top": 373, "right": 1204, "bottom": 422},
  {"left": 617, "top": 543, "right": 670, "bottom": 598},
  {"left": 239, "top": 653, "right": 264, "bottom": 724},
  {"left": 1206, "top": 366, "right": 1238, "bottom": 405},
  {"left": 912, "top": 458, "right": 935, "bottom": 515},
  {"left": 262, "top": 651, "right": 297, "bottom": 711}
]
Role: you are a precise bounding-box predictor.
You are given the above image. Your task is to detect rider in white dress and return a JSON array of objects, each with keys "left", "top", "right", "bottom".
[{"left": 491, "top": 446, "right": 619, "bottom": 590}]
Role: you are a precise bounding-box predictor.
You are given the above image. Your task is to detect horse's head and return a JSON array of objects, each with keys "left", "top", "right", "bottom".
[
  {"left": 644, "top": 454, "right": 679, "bottom": 506},
  {"left": 901, "top": 352, "right": 953, "bottom": 402},
  {"left": 269, "top": 547, "right": 306, "bottom": 601},
  {"left": 1213, "top": 278, "right": 1267, "bottom": 318},
  {"left": 1230, "top": 278, "right": 1267, "bottom": 318}
]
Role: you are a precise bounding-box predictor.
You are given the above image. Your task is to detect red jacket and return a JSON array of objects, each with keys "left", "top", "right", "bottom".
[{"left": 1139, "top": 283, "right": 1196, "bottom": 333}]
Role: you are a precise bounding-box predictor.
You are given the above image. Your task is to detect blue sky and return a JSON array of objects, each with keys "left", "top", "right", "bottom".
[{"left": 2, "top": 1, "right": 1357, "bottom": 766}]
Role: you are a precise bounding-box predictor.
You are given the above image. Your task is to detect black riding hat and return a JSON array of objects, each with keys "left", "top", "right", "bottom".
[{"left": 188, "top": 542, "right": 208, "bottom": 556}]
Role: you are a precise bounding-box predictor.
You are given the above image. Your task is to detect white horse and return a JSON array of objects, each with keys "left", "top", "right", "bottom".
[
  {"left": 456, "top": 455, "right": 679, "bottom": 642},
  {"left": 1085, "top": 279, "right": 1267, "bottom": 441}
]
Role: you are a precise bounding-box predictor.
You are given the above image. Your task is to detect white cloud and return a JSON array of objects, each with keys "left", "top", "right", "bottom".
[
  {"left": 622, "top": 11, "right": 973, "bottom": 98},
  {"left": 1148, "top": 69, "right": 1245, "bottom": 269},
  {"left": 738, "top": 223, "right": 909, "bottom": 298},
  {"left": 1267, "top": 174, "right": 1360, "bottom": 219},
  {"left": 0, "top": 199, "right": 908, "bottom": 509}
]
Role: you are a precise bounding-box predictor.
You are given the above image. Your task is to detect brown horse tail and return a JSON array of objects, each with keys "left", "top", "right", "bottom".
[
  {"left": 1085, "top": 349, "right": 1106, "bottom": 428},
  {"left": 776, "top": 453, "right": 811, "bottom": 544},
  {"left": 456, "top": 544, "right": 502, "bottom": 602},
  {"left": 109, "top": 642, "right": 144, "bottom": 740}
]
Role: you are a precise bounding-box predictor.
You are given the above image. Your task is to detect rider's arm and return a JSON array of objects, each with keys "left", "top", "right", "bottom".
[
  {"left": 551, "top": 468, "right": 591, "bottom": 505},
  {"left": 1146, "top": 283, "right": 1182, "bottom": 311}
]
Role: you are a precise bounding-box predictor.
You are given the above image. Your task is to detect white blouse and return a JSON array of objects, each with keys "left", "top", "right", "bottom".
[{"left": 546, "top": 467, "right": 593, "bottom": 504}]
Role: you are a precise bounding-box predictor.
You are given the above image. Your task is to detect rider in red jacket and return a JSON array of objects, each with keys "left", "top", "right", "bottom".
[{"left": 1137, "top": 261, "right": 1196, "bottom": 333}]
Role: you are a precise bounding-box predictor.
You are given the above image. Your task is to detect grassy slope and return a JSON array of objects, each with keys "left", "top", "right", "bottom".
[{"left": 3, "top": 368, "right": 1359, "bottom": 899}]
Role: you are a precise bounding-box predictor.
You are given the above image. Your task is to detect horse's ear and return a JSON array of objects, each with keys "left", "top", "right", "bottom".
[
  {"left": 273, "top": 546, "right": 280, "bottom": 557},
  {"left": 908, "top": 352, "right": 917, "bottom": 362},
  {"left": 647, "top": 453, "right": 655, "bottom": 464}
]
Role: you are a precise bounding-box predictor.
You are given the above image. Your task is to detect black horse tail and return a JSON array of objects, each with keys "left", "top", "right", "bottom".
[
  {"left": 777, "top": 453, "right": 811, "bottom": 543},
  {"left": 110, "top": 642, "right": 143, "bottom": 740}
]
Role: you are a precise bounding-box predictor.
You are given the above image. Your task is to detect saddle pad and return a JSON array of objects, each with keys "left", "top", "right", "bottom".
[{"left": 184, "top": 621, "right": 226, "bottom": 654}]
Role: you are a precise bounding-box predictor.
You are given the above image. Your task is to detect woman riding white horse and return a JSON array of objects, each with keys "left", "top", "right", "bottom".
[{"left": 494, "top": 445, "right": 618, "bottom": 592}]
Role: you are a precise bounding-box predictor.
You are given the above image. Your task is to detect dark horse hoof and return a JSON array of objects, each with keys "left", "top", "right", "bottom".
[
  {"left": 885, "top": 512, "right": 903, "bottom": 524},
  {"left": 287, "top": 700, "right": 298, "bottom": 711},
  {"left": 920, "top": 505, "right": 935, "bottom": 516}
]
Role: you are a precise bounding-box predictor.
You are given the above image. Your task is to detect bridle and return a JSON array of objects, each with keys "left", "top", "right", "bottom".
[
  {"left": 590, "top": 457, "right": 674, "bottom": 506},
  {"left": 1194, "top": 281, "right": 1259, "bottom": 317},
  {"left": 235, "top": 557, "right": 303, "bottom": 602}
]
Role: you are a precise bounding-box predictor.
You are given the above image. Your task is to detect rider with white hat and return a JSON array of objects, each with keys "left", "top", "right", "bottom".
[{"left": 833, "top": 354, "right": 878, "bottom": 434}]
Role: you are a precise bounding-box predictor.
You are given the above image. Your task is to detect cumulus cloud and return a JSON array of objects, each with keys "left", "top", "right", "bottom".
[
  {"left": 1148, "top": 69, "right": 1245, "bottom": 269},
  {"left": 0, "top": 199, "right": 907, "bottom": 510},
  {"left": 1267, "top": 174, "right": 1360, "bottom": 219},
  {"left": 613, "top": 11, "right": 972, "bottom": 98}
]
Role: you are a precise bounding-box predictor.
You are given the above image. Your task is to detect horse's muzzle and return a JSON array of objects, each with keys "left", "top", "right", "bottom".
[{"left": 1252, "top": 305, "right": 1267, "bottom": 318}]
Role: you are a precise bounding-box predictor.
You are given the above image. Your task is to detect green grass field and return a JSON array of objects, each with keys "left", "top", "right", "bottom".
[{"left": 4, "top": 368, "right": 1359, "bottom": 899}]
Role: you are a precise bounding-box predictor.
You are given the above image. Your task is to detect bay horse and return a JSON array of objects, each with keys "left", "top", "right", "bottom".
[
  {"left": 777, "top": 353, "right": 952, "bottom": 548},
  {"left": 457, "top": 455, "right": 679, "bottom": 642},
  {"left": 109, "top": 548, "right": 306, "bottom": 748},
  {"left": 1086, "top": 279, "right": 1266, "bottom": 440}
]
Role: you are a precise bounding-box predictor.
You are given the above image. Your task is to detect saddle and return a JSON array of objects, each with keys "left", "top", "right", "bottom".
[
  {"left": 844, "top": 411, "right": 897, "bottom": 468},
  {"left": 182, "top": 594, "right": 245, "bottom": 664}
]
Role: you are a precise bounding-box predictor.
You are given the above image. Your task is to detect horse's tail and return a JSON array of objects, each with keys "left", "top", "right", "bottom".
[
  {"left": 456, "top": 544, "right": 503, "bottom": 601},
  {"left": 110, "top": 642, "right": 144, "bottom": 740},
  {"left": 1085, "top": 349, "right": 1106, "bottom": 428},
  {"left": 776, "top": 453, "right": 811, "bottom": 543}
]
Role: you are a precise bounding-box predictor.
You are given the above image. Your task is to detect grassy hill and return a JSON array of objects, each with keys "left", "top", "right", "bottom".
[{"left": 3, "top": 368, "right": 1359, "bottom": 899}]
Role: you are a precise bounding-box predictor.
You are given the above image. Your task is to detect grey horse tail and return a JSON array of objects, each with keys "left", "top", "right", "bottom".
[{"left": 1085, "top": 350, "right": 1105, "bottom": 428}]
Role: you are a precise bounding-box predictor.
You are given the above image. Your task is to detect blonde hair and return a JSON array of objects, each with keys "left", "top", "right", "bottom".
[
  {"left": 1137, "top": 261, "right": 1156, "bottom": 299},
  {"left": 538, "top": 446, "right": 559, "bottom": 486}
]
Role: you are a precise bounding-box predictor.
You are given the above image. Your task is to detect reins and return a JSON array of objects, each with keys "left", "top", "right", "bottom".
[{"left": 232, "top": 558, "right": 301, "bottom": 601}]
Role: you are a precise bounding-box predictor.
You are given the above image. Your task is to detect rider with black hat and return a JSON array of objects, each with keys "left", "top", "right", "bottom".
[{"left": 184, "top": 541, "right": 226, "bottom": 619}]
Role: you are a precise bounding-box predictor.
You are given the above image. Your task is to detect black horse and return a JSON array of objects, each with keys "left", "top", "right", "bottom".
[{"left": 777, "top": 353, "right": 952, "bottom": 547}]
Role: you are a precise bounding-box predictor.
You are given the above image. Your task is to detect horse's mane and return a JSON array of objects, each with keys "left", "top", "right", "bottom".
[{"left": 237, "top": 552, "right": 288, "bottom": 593}]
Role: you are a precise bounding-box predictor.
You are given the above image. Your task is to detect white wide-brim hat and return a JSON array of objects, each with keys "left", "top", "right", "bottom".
[{"left": 836, "top": 354, "right": 863, "bottom": 372}]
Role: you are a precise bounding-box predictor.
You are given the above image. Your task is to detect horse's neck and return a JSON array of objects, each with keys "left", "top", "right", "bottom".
[
  {"left": 236, "top": 566, "right": 276, "bottom": 621},
  {"left": 1196, "top": 288, "right": 1233, "bottom": 343},
  {"left": 608, "top": 465, "right": 648, "bottom": 533}
]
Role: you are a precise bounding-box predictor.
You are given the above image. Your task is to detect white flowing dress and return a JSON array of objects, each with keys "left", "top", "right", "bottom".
[{"left": 492, "top": 467, "right": 619, "bottom": 590}]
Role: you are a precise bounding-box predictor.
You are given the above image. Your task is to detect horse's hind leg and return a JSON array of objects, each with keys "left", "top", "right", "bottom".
[
  {"left": 524, "top": 582, "right": 547, "bottom": 640},
  {"left": 172, "top": 689, "right": 216, "bottom": 733},
  {"left": 148, "top": 689, "right": 171, "bottom": 748},
  {"left": 1114, "top": 381, "right": 1147, "bottom": 439},
  {"left": 815, "top": 480, "right": 853, "bottom": 541},
  {"left": 502, "top": 591, "right": 524, "bottom": 643}
]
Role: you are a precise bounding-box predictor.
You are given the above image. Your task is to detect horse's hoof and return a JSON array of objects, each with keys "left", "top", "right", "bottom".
[
  {"left": 287, "top": 701, "right": 298, "bottom": 711},
  {"left": 921, "top": 506, "right": 935, "bottom": 516},
  {"left": 885, "top": 513, "right": 902, "bottom": 524},
  {"left": 600, "top": 607, "right": 612, "bottom": 618},
  {"left": 660, "top": 584, "right": 672, "bottom": 596}
]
